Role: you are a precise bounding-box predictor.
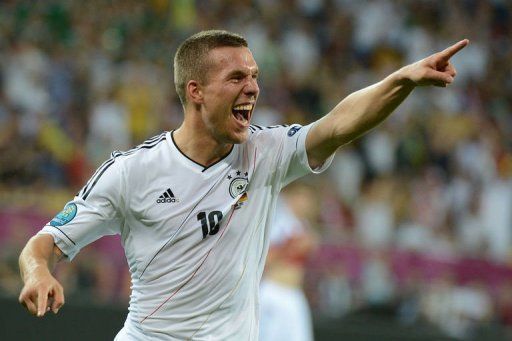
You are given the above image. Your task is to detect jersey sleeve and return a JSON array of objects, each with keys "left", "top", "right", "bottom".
[
  {"left": 252, "top": 123, "right": 334, "bottom": 191},
  {"left": 38, "top": 156, "right": 126, "bottom": 260}
]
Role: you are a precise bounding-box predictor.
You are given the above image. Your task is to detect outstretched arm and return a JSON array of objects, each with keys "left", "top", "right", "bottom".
[
  {"left": 19, "top": 234, "right": 65, "bottom": 317},
  {"left": 306, "top": 39, "right": 469, "bottom": 168}
]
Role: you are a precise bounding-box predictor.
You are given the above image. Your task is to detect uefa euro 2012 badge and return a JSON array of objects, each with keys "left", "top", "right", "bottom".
[{"left": 50, "top": 202, "right": 77, "bottom": 227}]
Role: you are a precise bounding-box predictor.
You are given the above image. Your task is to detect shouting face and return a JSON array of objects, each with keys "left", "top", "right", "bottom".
[{"left": 192, "top": 46, "right": 259, "bottom": 144}]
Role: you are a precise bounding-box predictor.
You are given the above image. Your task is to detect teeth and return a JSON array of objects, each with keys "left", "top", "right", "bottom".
[
  {"left": 233, "top": 104, "right": 253, "bottom": 111},
  {"left": 232, "top": 103, "right": 252, "bottom": 123}
]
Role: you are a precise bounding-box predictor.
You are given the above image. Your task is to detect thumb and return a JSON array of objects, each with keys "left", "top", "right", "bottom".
[{"left": 426, "top": 69, "right": 454, "bottom": 85}]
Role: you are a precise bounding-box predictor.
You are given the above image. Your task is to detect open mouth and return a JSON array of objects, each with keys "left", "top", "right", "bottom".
[{"left": 232, "top": 103, "right": 253, "bottom": 125}]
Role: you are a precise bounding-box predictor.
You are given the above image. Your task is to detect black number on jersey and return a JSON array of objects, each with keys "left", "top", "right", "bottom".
[{"left": 197, "top": 211, "right": 223, "bottom": 239}]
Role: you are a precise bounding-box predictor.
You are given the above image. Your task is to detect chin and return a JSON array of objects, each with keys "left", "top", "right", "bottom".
[{"left": 227, "top": 129, "right": 249, "bottom": 144}]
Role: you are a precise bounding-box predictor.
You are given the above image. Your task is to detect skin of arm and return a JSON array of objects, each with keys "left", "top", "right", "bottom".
[
  {"left": 19, "top": 234, "right": 65, "bottom": 317},
  {"left": 306, "top": 39, "right": 469, "bottom": 169}
]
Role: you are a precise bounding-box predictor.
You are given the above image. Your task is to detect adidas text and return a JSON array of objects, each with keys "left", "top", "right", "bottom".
[{"left": 157, "top": 198, "right": 179, "bottom": 203}]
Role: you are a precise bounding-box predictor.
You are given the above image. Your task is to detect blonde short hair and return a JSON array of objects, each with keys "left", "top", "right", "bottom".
[{"left": 173, "top": 30, "right": 248, "bottom": 105}]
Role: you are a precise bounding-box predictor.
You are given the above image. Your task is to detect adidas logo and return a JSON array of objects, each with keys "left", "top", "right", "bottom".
[{"left": 156, "top": 188, "right": 179, "bottom": 203}]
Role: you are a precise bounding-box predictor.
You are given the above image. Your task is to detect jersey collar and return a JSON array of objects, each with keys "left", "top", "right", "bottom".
[{"left": 168, "top": 131, "right": 236, "bottom": 173}]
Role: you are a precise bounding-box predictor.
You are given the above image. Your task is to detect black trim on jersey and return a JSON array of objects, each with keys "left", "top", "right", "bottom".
[
  {"left": 145, "top": 133, "right": 166, "bottom": 143},
  {"left": 78, "top": 133, "right": 167, "bottom": 200},
  {"left": 170, "top": 131, "right": 234, "bottom": 172},
  {"left": 78, "top": 158, "right": 115, "bottom": 199},
  {"left": 267, "top": 124, "right": 289, "bottom": 129},
  {"left": 249, "top": 124, "right": 288, "bottom": 132},
  {"left": 117, "top": 132, "right": 167, "bottom": 157},
  {"left": 82, "top": 159, "right": 116, "bottom": 200},
  {"left": 51, "top": 226, "right": 76, "bottom": 245}
]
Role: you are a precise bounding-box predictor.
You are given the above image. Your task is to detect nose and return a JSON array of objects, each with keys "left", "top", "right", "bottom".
[{"left": 244, "top": 76, "right": 259, "bottom": 98}]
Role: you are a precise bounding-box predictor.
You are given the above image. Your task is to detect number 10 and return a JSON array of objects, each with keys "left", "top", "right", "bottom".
[{"left": 197, "top": 211, "right": 223, "bottom": 239}]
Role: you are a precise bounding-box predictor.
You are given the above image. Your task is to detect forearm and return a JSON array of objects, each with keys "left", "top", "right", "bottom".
[
  {"left": 19, "top": 234, "right": 61, "bottom": 283},
  {"left": 307, "top": 39, "right": 468, "bottom": 168},
  {"left": 19, "top": 234, "right": 66, "bottom": 316},
  {"left": 306, "top": 68, "right": 416, "bottom": 167},
  {"left": 328, "top": 69, "right": 415, "bottom": 145}
]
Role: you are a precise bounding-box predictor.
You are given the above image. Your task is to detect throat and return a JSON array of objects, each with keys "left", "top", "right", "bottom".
[
  {"left": 200, "top": 144, "right": 234, "bottom": 167},
  {"left": 172, "top": 129, "right": 233, "bottom": 168}
]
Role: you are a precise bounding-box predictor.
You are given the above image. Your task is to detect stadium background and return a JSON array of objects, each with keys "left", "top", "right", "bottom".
[{"left": 0, "top": 1, "right": 511, "bottom": 340}]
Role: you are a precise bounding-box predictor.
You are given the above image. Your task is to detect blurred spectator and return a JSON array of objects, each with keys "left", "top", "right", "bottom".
[
  {"left": 86, "top": 89, "right": 130, "bottom": 166},
  {"left": 480, "top": 171, "right": 512, "bottom": 262},
  {"left": 354, "top": 178, "right": 395, "bottom": 249},
  {"left": 316, "top": 261, "right": 353, "bottom": 319},
  {"left": 360, "top": 250, "right": 395, "bottom": 306},
  {"left": 260, "top": 185, "right": 318, "bottom": 341}
]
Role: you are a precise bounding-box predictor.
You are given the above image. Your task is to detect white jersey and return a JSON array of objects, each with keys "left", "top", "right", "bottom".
[{"left": 39, "top": 124, "right": 332, "bottom": 340}]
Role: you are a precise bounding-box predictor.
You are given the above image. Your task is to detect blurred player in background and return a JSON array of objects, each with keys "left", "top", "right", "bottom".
[
  {"left": 18, "top": 29, "right": 468, "bottom": 340},
  {"left": 260, "top": 183, "right": 318, "bottom": 341}
]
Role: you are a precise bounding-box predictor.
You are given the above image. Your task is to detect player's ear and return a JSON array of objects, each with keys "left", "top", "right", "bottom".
[{"left": 186, "top": 80, "right": 203, "bottom": 104}]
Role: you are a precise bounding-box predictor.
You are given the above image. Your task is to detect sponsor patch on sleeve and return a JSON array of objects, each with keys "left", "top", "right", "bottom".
[
  {"left": 50, "top": 203, "right": 77, "bottom": 227},
  {"left": 287, "top": 125, "right": 302, "bottom": 137}
]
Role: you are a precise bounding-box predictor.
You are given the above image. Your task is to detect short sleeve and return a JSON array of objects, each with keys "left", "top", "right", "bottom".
[
  {"left": 250, "top": 123, "right": 334, "bottom": 191},
  {"left": 38, "top": 157, "right": 125, "bottom": 260}
]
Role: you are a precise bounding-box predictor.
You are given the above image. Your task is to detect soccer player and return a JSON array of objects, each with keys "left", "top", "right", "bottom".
[{"left": 18, "top": 30, "right": 468, "bottom": 340}]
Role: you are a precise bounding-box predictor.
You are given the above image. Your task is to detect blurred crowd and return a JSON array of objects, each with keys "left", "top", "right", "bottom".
[{"left": 0, "top": 0, "right": 511, "bottom": 339}]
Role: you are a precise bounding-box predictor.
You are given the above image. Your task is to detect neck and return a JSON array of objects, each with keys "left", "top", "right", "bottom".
[{"left": 173, "top": 121, "right": 233, "bottom": 168}]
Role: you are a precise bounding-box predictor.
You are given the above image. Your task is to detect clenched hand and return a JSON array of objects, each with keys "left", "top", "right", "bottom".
[{"left": 19, "top": 268, "right": 65, "bottom": 317}]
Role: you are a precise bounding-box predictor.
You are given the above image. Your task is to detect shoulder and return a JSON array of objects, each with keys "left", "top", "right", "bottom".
[
  {"left": 77, "top": 132, "right": 170, "bottom": 200},
  {"left": 248, "top": 124, "right": 290, "bottom": 134},
  {"left": 95, "top": 131, "right": 169, "bottom": 178},
  {"left": 111, "top": 132, "right": 169, "bottom": 166},
  {"left": 247, "top": 124, "right": 304, "bottom": 138},
  {"left": 247, "top": 124, "right": 305, "bottom": 145}
]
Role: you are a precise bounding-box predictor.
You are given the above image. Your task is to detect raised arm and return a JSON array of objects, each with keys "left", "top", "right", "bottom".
[
  {"left": 19, "top": 234, "right": 65, "bottom": 317},
  {"left": 306, "top": 39, "right": 469, "bottom": 168}
]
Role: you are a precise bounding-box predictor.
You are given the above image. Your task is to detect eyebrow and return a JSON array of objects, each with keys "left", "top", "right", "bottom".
[{"left": 226, "top": 68, "right": 259, "bottom": 79}]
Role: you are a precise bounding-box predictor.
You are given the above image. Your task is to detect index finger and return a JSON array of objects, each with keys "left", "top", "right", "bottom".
[
  {"left": 439, "top": 39, "right": 469, "bottom": 60},
  {"left": 37, "top": 288, "right": 49, "bottom": 317}
]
